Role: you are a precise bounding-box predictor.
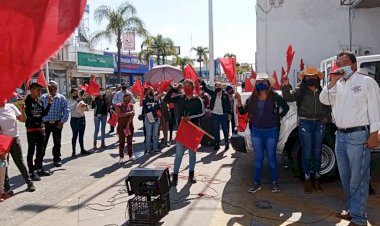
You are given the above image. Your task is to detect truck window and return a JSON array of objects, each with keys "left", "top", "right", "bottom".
[{"left": 361, "top": 61, "right": 380, "bottom": 87}]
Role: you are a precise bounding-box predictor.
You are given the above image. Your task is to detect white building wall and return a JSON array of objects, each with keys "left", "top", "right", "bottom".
[{"left": 256, "top": 0, "right": 380, "bottom": 82}]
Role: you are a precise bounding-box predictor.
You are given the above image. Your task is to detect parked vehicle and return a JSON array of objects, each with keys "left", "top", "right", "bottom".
[{"left": 232, "top": 54, "right": 380, "bottom": 180}]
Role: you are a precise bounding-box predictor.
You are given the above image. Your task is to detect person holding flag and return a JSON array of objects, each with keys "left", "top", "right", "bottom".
[
  {"left": 164, "top": 79, "right": 205, "bottom": 186},
  {"left": 24, "top": 83, "right": 53, "bottom": 180},
  {"left": 198, "top": 77, "right": 232, "bottom": 151},
  {"left": 41, "top": 81, "right": 70, "bottom": 167}
]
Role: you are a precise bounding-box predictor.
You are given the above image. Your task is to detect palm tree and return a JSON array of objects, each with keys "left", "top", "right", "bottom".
[
  {"left": 192, "top": 46, "right": 209, "bottom": 77},
  {"left": 223, "top": 53, "right": 236, "bottom": 58},
  {"left": 174, "top": 56, "right": 194, "bottom": 71},
  {"left": 139, "top": 34, "right": 176, "bottom": 65},
  {"left": 91, "top": 2, "right": 148, "bottom": 84}
]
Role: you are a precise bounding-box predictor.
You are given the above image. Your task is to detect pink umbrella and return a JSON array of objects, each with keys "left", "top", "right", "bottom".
[{"left": 143, "top": 65, "right": 184, "bottom": 84}]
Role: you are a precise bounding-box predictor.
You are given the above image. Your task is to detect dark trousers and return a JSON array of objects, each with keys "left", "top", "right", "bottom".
[
  {"left": 169, "top": 108, "right": 175, "bottom": 140},
  {"left": 228, "top": 112, "right": 236, "bottom": 135},
  {"left": 44, "top": 121, "right": 63, "bottom": 163},
  {"left": 70, "top": 117, "right": 86, "bottom": 152},
  {"left": 212, "top": 113, "right": 229, "bottom": 145},
  {"left": 26, "top": 130, "right": 46, "bottom": 173},
  {"left": 5, "top": 137, "right": 31, "bottom": 191}
]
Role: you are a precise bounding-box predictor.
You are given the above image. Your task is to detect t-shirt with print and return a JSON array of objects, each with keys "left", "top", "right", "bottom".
[{"left": 0, "top": 103, "right": 21, "bottom": 137}]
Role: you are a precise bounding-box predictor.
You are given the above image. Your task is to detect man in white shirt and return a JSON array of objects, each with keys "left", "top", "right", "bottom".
[
  {"left": 112, "top": 83, "right": 135, "bottom": 105},
  {"left": 319, "top": 51, "right": 380, "bottom": 226}
]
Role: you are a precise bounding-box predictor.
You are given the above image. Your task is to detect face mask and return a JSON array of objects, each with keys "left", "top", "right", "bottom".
[
  {"left": 72, "top": 96, "right": 79, "bottom": 100},
  {"left": 256, "top": 83, "right": 268, "bottom": 91},
  {"left": 148, "top": 92, "right": 154, "bottom": 97},
  {"left": 305, "top": 78, "right": 319, "bottom": 87},
  {"left": 215, "top": 88, "right": 222, "bottom": 92},
  {"left": 184, "top": 87, "right": 193, "bottom": 95},
  {"left": 122, "top": 87, "right": 127, "bottom": 91},
  {"left": 100, "top": 91, "right": 105, "bottom": 95},
  {"left": 341, "top": 65, "right": 354, "bottom": 80}
]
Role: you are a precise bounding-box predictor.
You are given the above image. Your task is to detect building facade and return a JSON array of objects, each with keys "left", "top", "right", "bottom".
[{"left": 256, "top": 0, "right": 380, "bottom": 85}]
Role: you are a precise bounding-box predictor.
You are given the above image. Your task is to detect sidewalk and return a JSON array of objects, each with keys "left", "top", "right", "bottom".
[{"left": 19, "top": 141, "right": 380, "bottom": 226}]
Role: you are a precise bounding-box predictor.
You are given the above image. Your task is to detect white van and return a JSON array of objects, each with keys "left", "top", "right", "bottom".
[{"left": 232, "top": 54, "right": 380, "bottom": 180}]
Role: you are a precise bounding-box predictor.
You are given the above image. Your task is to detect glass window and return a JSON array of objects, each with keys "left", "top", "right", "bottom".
[{"left": 361, "top": 61, "right": 380, "bottom": 87}]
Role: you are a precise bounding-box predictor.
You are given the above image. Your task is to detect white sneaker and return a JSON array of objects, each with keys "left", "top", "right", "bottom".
[
  {"left": 119, "top": 157, "right": 124, "bottom": 163},
  {"left": 129, "top": 156, "right": 136, "bottom": 161}
]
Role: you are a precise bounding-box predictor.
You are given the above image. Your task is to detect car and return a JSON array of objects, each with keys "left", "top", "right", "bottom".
[{"left": 231, "top": 54, "right": 380, "bottom": 181}]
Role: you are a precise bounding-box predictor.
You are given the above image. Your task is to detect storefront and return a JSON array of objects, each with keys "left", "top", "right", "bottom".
[
  {"left": 104, "top": 52, "right": 149, "bottom": 87},
  {"left": 69, "top": 51, "right": 114, "bottom": 89}
]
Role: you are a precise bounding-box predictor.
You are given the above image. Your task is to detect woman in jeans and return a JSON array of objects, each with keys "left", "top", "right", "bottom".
[
  {"left": 281, "top": 67, "right": 330, "bottom": 193},
  {"left": 142, "top": 87, "right": 161, "bottom": 154},
  {"left": 92, "top": 88, "right": 109, "bottom": 149},
  {"left": 235, "top": 73, "right": 289, "bottom": 193}
]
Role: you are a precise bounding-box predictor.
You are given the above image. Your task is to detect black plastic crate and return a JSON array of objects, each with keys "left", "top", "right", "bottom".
[{"left": 127, "top": 192, "right": 170, "bottom": 225}]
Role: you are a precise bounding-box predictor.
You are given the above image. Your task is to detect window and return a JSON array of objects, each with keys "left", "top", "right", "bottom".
[{"left": 360, "top": 61, "right": 380, "bottom": 87}]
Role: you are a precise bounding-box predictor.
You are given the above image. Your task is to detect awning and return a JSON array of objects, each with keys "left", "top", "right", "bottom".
[{"left": 353, "top": 0, "right": 380, "bottom": 8}]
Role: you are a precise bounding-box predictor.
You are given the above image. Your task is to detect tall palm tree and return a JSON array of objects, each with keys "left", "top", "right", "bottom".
[
  {"left": 139, "top": 34, "right": 176, "bottom": 65},
  {"left": 192, "top": 46, "right": 209, "bottom": 77},
  {"left": 91, "top": 2, "right": 148, "bottom": 84},
  {"left": 174, "top": 56, "right": 194, "bottom": 71},
  {"left": 224, "top": 53, "right": 236, "bottom": 58}
]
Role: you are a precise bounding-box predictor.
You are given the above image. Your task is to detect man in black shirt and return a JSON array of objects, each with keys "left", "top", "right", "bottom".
[
  {"left": 24, "top": 83, "right": 52, "bottom": 180},
  {"left": 164, "top": 79, "right": 205, "bottom": 186}
]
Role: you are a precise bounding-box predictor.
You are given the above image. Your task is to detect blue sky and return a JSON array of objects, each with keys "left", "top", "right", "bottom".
[{"left": 89, "top": 0, "right": 256, "bottom": 64}]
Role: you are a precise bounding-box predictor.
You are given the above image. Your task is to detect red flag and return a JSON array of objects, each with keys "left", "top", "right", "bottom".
[
  {"left": 300, "top": 59, "right": 305, "bottom": 71},
  {"left": 0, "top": 135, "right": 15, "bottom": 155},
  {"left": 329, "top": 63, "right": 339, "bottom": 73},
  {"left": 286, "top": 45, "right": 295, "bottom": 74},
  {"left": 24, "top": 76, "right": 33, "bottom": 94},
  {"left": 0, "top": 0, "right": 87, "bottom": 103},
  {"left": 219, "top": 58, "right": 237, "bottom": 85},
  {"left": 130, "top": 80, "right": 143, "bottom": 96},
  {"left": 175, "top": 120, "right": 204, "bottom": 151},
  {"left": 272, "top": 71, "right": 280, "bottom": 90},
  {"left": 184, "top": 64, "right": 200, "bottom": 95},
  {"left": 85, "top": 77, "right": 101, "bottom": 96},
  {"left": 244, "top": 78, "right": 254, "bottom": 92},
  {"left": 251, "top": 66, "right": 257, "bottom": 79},
  {"left": 281, "top": 67, "right": 287, "bottom": 78},
  {"left": 236, "top": 107, "right": 248, "bottom": 132},
  {"left": 157, "top": 79, "right": 173, "bottom": 92},
  {"left": 107, "top": 113, "right": 118, "bottom": 127},
  {"left": 79, "top": 83, "right": 89, "bottom": 90},
  {"left": 37, "top": 70, "right": 47, "bottom": 87}
]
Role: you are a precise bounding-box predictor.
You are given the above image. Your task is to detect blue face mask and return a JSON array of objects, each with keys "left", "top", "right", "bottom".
[
  {"left": 256, "top": 83, "right": 268, "bottom": 91},
  {"left": 340, "top": 65, "right": 354, "bottom": 80}
]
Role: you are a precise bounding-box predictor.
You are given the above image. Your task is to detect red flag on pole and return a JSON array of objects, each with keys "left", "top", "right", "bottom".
[
  {"left": 251, "top": 66, "right": 257, "bottom": 79},
  {"left": 244, "top": 78, "right": 254, "bottom": 92},
  {"left": 300, "top": 59, "right": 305, "bottom": 71},
  {"left": 85, "top": 77, "right": 101, "bottom": 96},
  {"left": 175, "top": 119, "right": 205, "bottom": 151},
  {"left": 0, "top": 0, "right": 87, "bottom": 103},
  {"left": 37, "top": 70, "right": 47, "bottom": 87},
  {"left": 286, "top": 45, "right": 295, "bottom": 74},
  {"left": 24, "top": 76, "right": 33, "bottom": 94},
  {"left": 219, "top": 58, "right": 237, "bottom": 85},
  {"left": 0, "top": 135, "right": 15, "bottom": 155},
  {"left": 107, "top": 113, "right": 118, "bottom": 127},
  {"left": 158, "top": 79, "right": 173, "bottom": 92},
  {"left": 281, "top": 67, "right": 287, "bottom": 78},
  {"left": 272, "top": 71, "right": 280, "bottom": 90},
  {"left": 184, "top": 64, "right": 200, "bottom": 95},
  {"left": 130, "top": 80, "right": 143, "bottom": 97}
]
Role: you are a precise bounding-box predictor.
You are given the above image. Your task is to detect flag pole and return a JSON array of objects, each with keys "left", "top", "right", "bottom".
[
  {"left": 208, "top": 0, "right": 215, "bottom": 88},
  {"left": 187, "top": 120, "right": 215, "bottom": 140}
]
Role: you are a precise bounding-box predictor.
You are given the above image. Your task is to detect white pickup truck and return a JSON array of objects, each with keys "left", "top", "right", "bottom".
[{"left": 232, "top": 54, "right": 380, "bottom": 180}]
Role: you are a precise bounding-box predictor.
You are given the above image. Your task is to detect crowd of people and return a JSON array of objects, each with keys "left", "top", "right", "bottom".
[{"left": 0, "top": 51, "right": 379, "bottom": 226}]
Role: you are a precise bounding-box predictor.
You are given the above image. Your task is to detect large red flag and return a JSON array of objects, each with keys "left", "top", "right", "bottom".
[
  {"left": 37, "top": 70, "right": 47, "bottom": 87},
  {"left": 0, "top": 135, "right": 15, "bottom": 155},
  {"left": 272, "top": 71, "right": 280, "bottom": 90},
  {"left": 184, "top": 64, "right": 200, "bottom": 95},
  {"left": 175, "top": 119, "right": 204, "bottom": 151},
  {"left": 219, "top": 58, "right": 237, "bottom": 85},
  {"left": 281, "top": 67, "right": 287, "bottom": 78},
  {"left": 286, "top": 45, "right": 295, "bottom": 74},
  {"left": 0, "top": 0, "right": 87, "bottom": 103},
  {"left": 85, "top": 77, "right": 101, "bottom": 96},
  {"left": 157, "top": 79, "right": 173, "bottom": 92},
  {"left": 251, "top": 66, "right": 257, "bottom": 79},
  {"left": 130, "top": 80, "right": 143, "bottom": 97},
  {"left": 300, "top": 59, "right": 305, "bottom": 71},
  {"left": 244, "top": 78, "right": 254, "bottom": 92}
]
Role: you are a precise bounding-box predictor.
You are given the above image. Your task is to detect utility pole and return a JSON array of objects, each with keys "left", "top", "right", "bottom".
[{"left": 208, "top": 0, "right": 215, "bottom": 87}]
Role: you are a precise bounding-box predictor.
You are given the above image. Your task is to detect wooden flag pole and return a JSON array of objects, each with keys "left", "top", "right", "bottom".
[{"left": 187, "top": 120, "right": 215, "bottom": 140}]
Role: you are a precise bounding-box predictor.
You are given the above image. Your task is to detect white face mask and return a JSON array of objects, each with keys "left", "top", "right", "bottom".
[
  {"left": 100, "top": 91, "right": 105, "bottom": 95},
  {"left": 340, "top": 65, "right": 354, "bottom": 80}
]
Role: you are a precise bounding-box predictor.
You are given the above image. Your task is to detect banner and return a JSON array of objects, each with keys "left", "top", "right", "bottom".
[{"left": 123, "top": 31, "right": 135, "bottom": 51}]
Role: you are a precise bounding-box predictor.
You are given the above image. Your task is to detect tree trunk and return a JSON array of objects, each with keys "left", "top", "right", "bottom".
[
  {"left": 157, "top": 54, "right": 161, "bottom": 65},
  {"left": 199, "top": 60, "right": 202, "bottom": 78},
  {"left": 117, "top": 30, "right": 122, "bottom": 85}
]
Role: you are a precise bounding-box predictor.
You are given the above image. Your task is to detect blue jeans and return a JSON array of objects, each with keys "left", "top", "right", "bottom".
[
  {"left": 70, "top": 117, "right": 85, "bottom": 152},
  {"left": 173, "top": 142, "right": 196, "bottom": 174},
  {"left": 212, "top": 113, "right": 229, "bottom": 145},
  {"left": 251, "top": 127, "right": 279, "bottom": 185},
  {"left": 335, "top": 130, "right": 370, "bottom": 225},
  {"left": 145, "top": 117, "right": 160, "bottom": 152},
  {"left": 94, "top": 115, "right": 107, "bottom": 144},
  {"left": 298, "top": 119, "right": 325, "bottom": 180}
]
